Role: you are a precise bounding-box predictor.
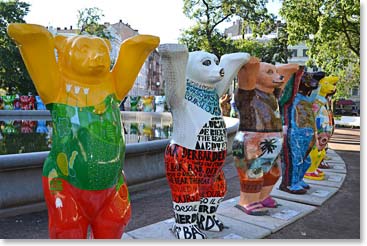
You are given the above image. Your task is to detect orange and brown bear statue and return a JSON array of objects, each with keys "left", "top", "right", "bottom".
[{"left": 232, "top": 57, "right": 298, "bottom": 215}]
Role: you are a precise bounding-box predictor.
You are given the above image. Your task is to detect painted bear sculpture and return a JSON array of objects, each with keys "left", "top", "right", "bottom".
[
  {"left": 159, "top": 43, "right": 250, "bottom": 239},
  {"left": 279, "top": 70, "right": 326, "bottom": 194},
  {"left": 141, "top": 95, "right": 155, "bottom": 112},
  {"left": 8, "top": 23, "right": 159, "bottom": 239},
  {"left": 305, "top": 76, "right": 338, "bottom": 180},
  {"left": 233, "top": 57, "right": 299, "bottom": 215}
]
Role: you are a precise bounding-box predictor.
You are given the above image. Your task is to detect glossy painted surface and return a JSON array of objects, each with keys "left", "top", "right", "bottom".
[
  {"left": 280, "top": 70, "right": 326, "bottom": 193},
  {"left": 159, "top": 44, "right": 249, "bottom": 239},
  {"left": 7, "top": 23, "right": 159, "bottom": 239},
  {"left": 305, "top": 76, "right": 338, "bottom": 180},
  {"left": 234, "top": 59, "right": 298, "bottom": 212}
]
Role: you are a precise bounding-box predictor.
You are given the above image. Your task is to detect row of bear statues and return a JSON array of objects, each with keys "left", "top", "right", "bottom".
[{"left": 7, "top": 23, "right": 337, "bottom": 239}]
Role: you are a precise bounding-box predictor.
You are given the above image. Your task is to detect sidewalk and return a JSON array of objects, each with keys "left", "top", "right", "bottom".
[{"left": 122, "top": 149, "right": 347, "bottom": 239}]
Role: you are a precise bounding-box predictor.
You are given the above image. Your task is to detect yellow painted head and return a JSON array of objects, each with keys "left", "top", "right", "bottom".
[
  {"left": 55, "top": 35, "right": 112, "bottom": 80},
  {"left": 319, "top": 76, "right": 339, "bottom": 96}
]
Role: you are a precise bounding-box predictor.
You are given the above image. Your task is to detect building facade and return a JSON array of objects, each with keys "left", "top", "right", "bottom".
[{"left": 223, "top": 19, "right": 360, "bottom": 113}]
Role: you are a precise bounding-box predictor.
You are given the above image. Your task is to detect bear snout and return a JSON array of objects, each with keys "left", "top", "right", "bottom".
[{"left": 220, "top": 68, "right": 225, "bottom": 77}]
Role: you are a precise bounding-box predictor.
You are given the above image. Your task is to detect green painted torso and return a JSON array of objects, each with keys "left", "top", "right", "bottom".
[{"left": 43, "top": 94, "right": 125, "bottom": 190}]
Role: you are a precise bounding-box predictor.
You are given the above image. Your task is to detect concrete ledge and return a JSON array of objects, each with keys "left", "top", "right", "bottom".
[
  {"left": 217, "top": 197, "right": 316, "bottom": 233},
  {"left": 305, "top": 172, "right": 346, "bottom": 188},
  {"left": 125, "top": 214, "right": 271, "bottom": 240},
  {"left": 0, "top": 113, "right": 239, "bottom": 217},
  {"left": 271, "top": 179, "right": 339, "bottom": 206}
]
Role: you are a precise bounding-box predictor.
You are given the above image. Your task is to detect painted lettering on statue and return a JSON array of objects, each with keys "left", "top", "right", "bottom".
[
  {"left": 196, "top": 117, "right": 227, "bottom": 151},
  {"left": 185, "top": 82, "right": 221, "bottom": 116}
]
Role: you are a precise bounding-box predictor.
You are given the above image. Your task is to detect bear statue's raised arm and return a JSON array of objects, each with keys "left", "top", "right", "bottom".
[
  {"left": 112, "top": 35, "right": 160, "bottom": 100},
  {"left": 158, "top": 44, "right": 188, "bottom": 109},
  {"left": 216, "top": 52, "right": 250, "bottom": 96},
  {"left": 237, "top": 57, "right": 260, "bottom": 91},
  {"left": 7, "top": 23, "right": 60, "bottom": 104},
  {"left": 276, "top": 64, "right": 300, "bottom": 91}
]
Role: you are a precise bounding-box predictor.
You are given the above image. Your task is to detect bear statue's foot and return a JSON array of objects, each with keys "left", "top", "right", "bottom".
[
  {"left": 304, "top": 172, "right": 325, "bottom": 181},
  {"left": 279, "top": 183, "right": 307, "bottom": 195},
  {"left": 316, "top": 168, "right": 325, "bottom": 176},
  {"left": 171, "top": 223, "right": 207, "bottom": 239},
  {"left": 235, "top": 202, "right": 269, "bottom": 216},
  {"left": 298, "top": 180, "right": 311, "bottom": 189},
  {"left": 197, "top": 197, "right": 225, "bottom": 232},
  {"left": 260, "top": 196, "right": 279, "bottom": 208},
  {"left": 319, "top": 160, "right": 331, "bottom": 169},
  {"left": 197, "top": 213, "right": 224, "bottom": 232}
]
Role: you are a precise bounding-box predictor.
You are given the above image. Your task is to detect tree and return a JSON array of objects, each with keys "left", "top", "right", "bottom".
[
  {"left": 76, "top": 7, "right": 112, "bottom": 39},
  {"left": 279, "top": 0, "right": 360, "bottom": 98},
  {"left": 180, "top": 0, "right": 276, "bottom": 57},
  {"left": 0, "top": 0, "right": 35, "bottom": 95}
]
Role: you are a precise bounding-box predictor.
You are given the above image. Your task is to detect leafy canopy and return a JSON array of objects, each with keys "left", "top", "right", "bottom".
[
  {"left": 179, "top": 0, "right": 290, "bottom": 64},
  {"left": 280, "top": 0, "right": 360, "bottom": 98},
  {"left": 0, "top": 0, "right": 35, "bottom": 95},
  {"left": 77, "top": 7, "right": 112, "bottom": 39}
]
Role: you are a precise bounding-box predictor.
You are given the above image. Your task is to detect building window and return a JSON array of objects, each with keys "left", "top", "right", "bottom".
[
  {"left": 312, "top": 66, "right": 318, "bottom": 72},
  {"left": 303, "top": 49, "right": 308, "bottom": 57},
  {"left": 351, "top": 86, "right": 359, "bottom": 96},
  {"left": 288, "top": 49, "right": 297, "bottom": 58}
]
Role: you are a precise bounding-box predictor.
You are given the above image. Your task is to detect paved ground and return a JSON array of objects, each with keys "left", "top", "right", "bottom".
[{"left": 0, "top": 128, "right": 360, "bottom": 239}]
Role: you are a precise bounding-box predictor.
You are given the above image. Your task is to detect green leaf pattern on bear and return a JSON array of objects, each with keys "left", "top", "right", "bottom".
[{"left": 43, "top": 94, "right": 125, "bottom": 190}]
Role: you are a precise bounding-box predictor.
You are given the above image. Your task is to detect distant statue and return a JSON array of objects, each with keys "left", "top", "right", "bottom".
[
  {"left": 155, "top": 95, "right": 166, "bottom": 112},
  {"left": 8, "top": 23, "right": 159, "bottom": 239},
  {"left": 305, "top": 76, "right": 338, "bottom": 180},
  {"left": 141, "top": 95, "right": 155, "bottom": 112},
  {"left": 129, "top": 96, "right": 141, "bottom": 111},
  {"left": 13, "top": 95, "right": 21, "bottom": 110},
  {"left": 36, "top": 96, "right": 47, "bottom": 110},
  {"left": 2, "top": 95, "right": 15, "bottom": 110}
]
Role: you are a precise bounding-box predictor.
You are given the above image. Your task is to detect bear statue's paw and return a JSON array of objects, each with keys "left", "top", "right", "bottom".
[
  {"left": 158, "top": 44, "right": 188, "bottom": 56},
  {"left": 171, "top": 223, "right": 207, "bottom": 239},
  {"left": 197, "top": 214, "right": 224, "bottom": 232}
]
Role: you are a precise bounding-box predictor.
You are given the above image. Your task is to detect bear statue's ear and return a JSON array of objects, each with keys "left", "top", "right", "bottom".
[
  {"left": 103, "top": 38, "right": 112, "bottom": 52},
  {"left": 55, "top": 35, "right": 67, "bottom": 53}
]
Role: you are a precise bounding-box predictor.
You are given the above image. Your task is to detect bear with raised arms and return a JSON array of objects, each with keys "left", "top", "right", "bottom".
[
  {"left": 8, "top": 23, "right": 159, "bottom": 239},
  {"left": 159, "top": 44, "right": 249, "bottom": 239}
]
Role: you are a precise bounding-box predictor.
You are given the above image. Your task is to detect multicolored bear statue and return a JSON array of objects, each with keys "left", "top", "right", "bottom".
[
  {"left": 279, "top": 69, "right": 325, "bottom": 194},
  {"left": 305, "top": 76, "right": 338, "bottom": 180},
  {"left": 8, "top": 23, "right": 159, "bottom": 239},
  {"left": 233, "top": 57, "right": 299, "bottom": 215},
  {"left": 141, "top": 95, "right": 155, "bottom": 112}
]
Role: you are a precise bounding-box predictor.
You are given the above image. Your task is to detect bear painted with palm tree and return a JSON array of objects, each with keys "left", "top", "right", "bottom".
[
  {"left": 233, "top": 57, "right": 298, "bottom": 215},
  {"left": 7, "top": 23, "right": 159, "bottom": 239}
]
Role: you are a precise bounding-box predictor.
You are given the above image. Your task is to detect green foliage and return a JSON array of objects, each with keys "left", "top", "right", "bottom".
[
  {"left": 180, "top": 0, "right": 277, "bottom": 58},
  {"left": 77, "top": 7, "right": 112, "bottom": 39},
  {"left": 179, "top": 0, "right": 290, "bottom": 64},
  {"left": 280, "top": 0, "right": 360, "bottom": 98},
  {"left": 0, "top": 0, "right": 35, "bottom": 95}
]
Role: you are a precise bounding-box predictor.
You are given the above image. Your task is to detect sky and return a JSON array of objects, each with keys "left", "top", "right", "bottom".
[{"left": 24, "top": 0, "right": 281, "bottom": 44}]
